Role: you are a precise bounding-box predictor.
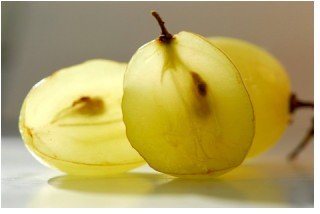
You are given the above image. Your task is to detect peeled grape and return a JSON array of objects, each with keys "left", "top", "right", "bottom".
[
  {"left": 122, "top": 13, "right": 255, "bottom": 177},
  {"left": 19, "top": 59, "right": 144, "bottom": 176},
  {"left": 209, "top": 37, "right": 291, "bottom": 157}
]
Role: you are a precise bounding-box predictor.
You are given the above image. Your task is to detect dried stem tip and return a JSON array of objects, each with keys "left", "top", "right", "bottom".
[
  {"left": 288, "top": 117, "right": 314, "bottom": 161},
  {"left": 288, "top": 93, "right": 314, "bottom": 161},
  {"left": 151, "top": 11, "right": 173, "bottom": 43},
  {"left": 290, "top": 94, "right": 314, "bottom": 113}
]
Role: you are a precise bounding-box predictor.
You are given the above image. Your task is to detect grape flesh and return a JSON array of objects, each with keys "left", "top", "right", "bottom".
[
  {"left": 209, "top": 37, "right": 291, "bottom": 157},
  {"left": 19, "top": 59, "right": 145, "bottom": 176},
  {"left": 122, "top": 32, "right": 255, "bottom": 177}
]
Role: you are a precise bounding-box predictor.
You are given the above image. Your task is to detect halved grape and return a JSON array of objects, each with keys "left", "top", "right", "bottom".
[
  {"left": 19, "top": 59, "right": 145, "bottom": 176},
  {"left": 122, "top": 29, "right": 255, "bottom": 177}
]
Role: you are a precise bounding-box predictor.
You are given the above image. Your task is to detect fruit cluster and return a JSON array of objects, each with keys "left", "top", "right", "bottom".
[{"left": 19, "top": 11, "right": 313, "bottom": 177}]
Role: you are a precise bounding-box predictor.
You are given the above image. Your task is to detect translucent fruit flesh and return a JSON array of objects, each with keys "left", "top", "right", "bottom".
[
  {"left": 209, "top": 37, "right": 291, "bottom": 157},
  {"left": 122, "top": 32, "right": 255, "bottom": 177},
  {"left": 19, "top": 59, "right": 144, "bottom": 176}
]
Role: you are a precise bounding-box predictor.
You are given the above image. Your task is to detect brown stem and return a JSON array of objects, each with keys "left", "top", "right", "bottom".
[
  {"left": 151, "top": 11, "right": 173, "bottom": 43},
  {"left": 288, "top": 117, "right": 314, "bottom": 161},
  {"left": 288, "top": 93, "right": 314, "bottom": 161},
  {"left": 290, "top": 93, "right": 314, "bottom": 113}
]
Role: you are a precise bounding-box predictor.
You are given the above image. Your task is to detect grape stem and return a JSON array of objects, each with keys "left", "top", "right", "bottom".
[
  {"left": 288, "top": 93, "right": 314, "bottom": 161},
  {"left": 290, "top": 94, "right": 314, "bottom": 113},
  {"left": 151, "top": 11, "right": 173, "bottom": 43},
  {"left": 288, "top": 117, "right": 314, "bottom": 161}
]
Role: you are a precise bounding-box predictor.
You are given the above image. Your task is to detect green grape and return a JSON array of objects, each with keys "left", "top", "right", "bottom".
[
  {"left": 19, "top": 59, "right": 145, "bottom": 176},
  {"left": 122, "top": 12, "right": 255, "bottom": 177},
  {"left": 209, "top": 37, "right": 291, "bottom": 157}
]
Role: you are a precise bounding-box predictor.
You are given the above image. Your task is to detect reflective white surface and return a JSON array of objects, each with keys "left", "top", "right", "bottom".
[{"left": 2, "top": 137, "right": 313, "bottom": 207}]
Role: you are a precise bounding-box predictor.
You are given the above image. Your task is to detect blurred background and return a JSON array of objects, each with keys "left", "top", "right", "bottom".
[{"left": 2, "top": 1, "right": 313, "bottom": 140}]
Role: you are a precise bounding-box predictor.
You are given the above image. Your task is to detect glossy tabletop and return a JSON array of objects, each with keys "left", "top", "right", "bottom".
[{"left": 1, "top": 137, "right": 314, "bottom": 208}]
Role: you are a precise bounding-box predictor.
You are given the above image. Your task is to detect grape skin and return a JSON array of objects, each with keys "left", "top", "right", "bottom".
[{"left": 209, "top": 37, "right": 291, "bottom": 157}]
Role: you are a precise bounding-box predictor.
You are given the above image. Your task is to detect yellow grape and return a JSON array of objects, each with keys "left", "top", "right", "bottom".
[
  {"left": 209, "top": 37, "right": 291, "bottom": 157},
  {"left": 19, "top": 59, "right": 145, "bottom": 176},
  {"left": 122, "top": 12, "right": 255, "bottom": 177}
]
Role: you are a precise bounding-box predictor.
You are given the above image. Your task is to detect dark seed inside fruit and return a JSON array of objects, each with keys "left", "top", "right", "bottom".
[
  {"left": 73, "top": 96, "right": 105, "bottom": 115},
  {"left": 190, "top": 72, "right": 207, "bottom": 96}
]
